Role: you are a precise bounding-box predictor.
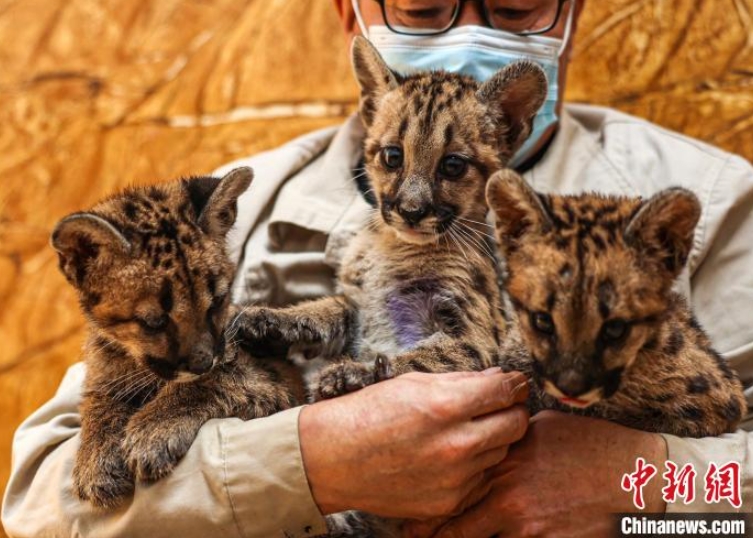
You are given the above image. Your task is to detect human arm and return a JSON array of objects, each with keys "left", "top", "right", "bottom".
[
  {"left": 405, "top": 411, "right": 668, "bottom": 538},
  {"left": 1, "top": 363, "right": 530, "bottom": 537}
]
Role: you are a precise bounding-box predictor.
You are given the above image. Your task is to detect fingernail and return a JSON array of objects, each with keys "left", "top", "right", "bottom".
[
  {"left": 505, "top": 371, "right": 527, "bottom": 384},
  {"left": 511, "top": 379, "right": 529, "bottom": 399},
  {"left": 481, "top": 366, "right": 503, "bottom": 376}
]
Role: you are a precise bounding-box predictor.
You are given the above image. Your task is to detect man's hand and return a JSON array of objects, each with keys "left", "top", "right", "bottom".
[
  {"left": 406, "top": 410, "right": 668, "bottom": 538},
  {"left": 299, "top": 368, "right": 529, "bottom": 519}
]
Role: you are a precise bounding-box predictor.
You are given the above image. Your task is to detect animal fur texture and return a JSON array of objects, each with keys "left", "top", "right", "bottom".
[
  {"left": 487, "top": 169, "right": 746, "bottom": 437},
  {"left": 237, "top": 35, "right": 547, "bottom": 538},
  {"left": 52, "top": 167, "right": 303, "bottom": 508},
  {"left": 238, "top": 36, "right": 547, "bottom": 401}
]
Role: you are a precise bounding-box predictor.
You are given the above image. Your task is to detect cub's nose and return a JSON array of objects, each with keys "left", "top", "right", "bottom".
[
  {"left": 183, "top": 347, "right": 215, "bottom": 375},
  {"left": 555, "top": 369, "right": 592, "bottom": 398},
  {"left": 396, "top": 203, "right": 430, "bottom": 226}
]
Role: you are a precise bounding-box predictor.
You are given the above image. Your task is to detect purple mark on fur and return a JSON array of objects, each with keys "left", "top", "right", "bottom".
[{"left": 387, "top": 278, "right": 448, "bottom": 349}]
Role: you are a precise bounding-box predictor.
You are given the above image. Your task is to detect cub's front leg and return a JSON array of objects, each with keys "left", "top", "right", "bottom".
[
  {"left": 316, "top": 338, "right": 497, "bottom": 400},
  {"left": 122, "top": 362, "right": 295, "bottom": 483},
  {"left": 74, "top": 395, "right": 135, "bottom": 508},
  {"left": 235, "top": 295, "right": 357, "bottom": 359},
  {"left": 388, "top": 338, "right": 497, "bottom": 376}
]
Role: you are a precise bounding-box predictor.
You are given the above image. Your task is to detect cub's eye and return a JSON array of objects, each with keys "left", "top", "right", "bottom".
[
  {"left": 439, "top": 155, "right": 468, "bottom": 179},
  {"left": 137, "top": 314, "right": 169, "bottom": 334},
  {"left": 602, "top": 319, "right": 630, "bottom": 344},
  {"left": 381, "top": 146, "right": 403, "bottom": 170},
  {"left": 531, "top": 312, "right": 555, "bottom": 336}
]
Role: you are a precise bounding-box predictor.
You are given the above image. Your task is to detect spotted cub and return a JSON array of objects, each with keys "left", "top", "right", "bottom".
[
  {"left": 52, "top": 168, "right": 303, "bottom": 508},
  {"left": 237, "top": 36, "right": 547, "bottom": 402},
  {"left": 487, "top": 169, "right": 746, "bottom": 437}
]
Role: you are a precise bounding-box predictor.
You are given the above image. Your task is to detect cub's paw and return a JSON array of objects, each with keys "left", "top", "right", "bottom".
[
  {"left": 73, "top": 451, "right": 134, "bottom": 508},
  {"left": 315, "top": 357, "right": 392, "bottom": 400},
  {"left": 234, "top": 307, "right": 323, "bottom": 357},
  {"left": 316, "top": 361, "right": 374, "bottom": 400},
  {"left": 123, "top": 416, "right": 198, "bottom": 483},
  {"left": 243, "top": 387, "right": 297, "bottom": 419}
]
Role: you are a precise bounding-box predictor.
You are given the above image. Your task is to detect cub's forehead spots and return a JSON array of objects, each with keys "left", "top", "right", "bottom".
[
  {"left": 159, "top": 279, "right": 174, "bottom": 313},
  {"left": 206, "top": 273, "right": 217, "bottom": 296},
  {"left": 398, "top": 117, "right": 409, "bottom": 139},
  {"left": 546, "top": 290, "right": 556, "bottom": 311},
  {"left": 443, "top": 124, "right": 453, "bottom": 148},
  {"left": 597, "top": 279, "right": 615, "bottom": 319}
]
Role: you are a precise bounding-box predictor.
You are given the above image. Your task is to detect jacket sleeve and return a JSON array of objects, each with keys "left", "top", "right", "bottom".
[
  {"left": 661, "top": 154, "right": 753, "bottom": 514},
  {"left": 1, "top": 363, "right": 328, "bottom": 538}
]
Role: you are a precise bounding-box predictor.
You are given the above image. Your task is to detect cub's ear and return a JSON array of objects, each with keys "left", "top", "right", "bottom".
[
  {"left": 486, "top": 169, "right": 552, "bottom": 253},
  {"left": 51, "top": 213, "right": 131, "bottom": 287},
  {"left": 192, "top": 167, "right": 254, "bottom": 237},
  {"left": 477, "top": 60, "right": 548, "bottom": 159},
  {"left": 351, "top": 35, "right": 399, "bottom": 127},
  {"left": 624, "top": 187, "right": 701, "bottom": 278}
]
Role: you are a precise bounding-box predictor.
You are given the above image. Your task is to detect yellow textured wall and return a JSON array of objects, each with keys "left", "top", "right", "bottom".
[{"left": 0, "top": 1, "right": 751, "bottom": 534}]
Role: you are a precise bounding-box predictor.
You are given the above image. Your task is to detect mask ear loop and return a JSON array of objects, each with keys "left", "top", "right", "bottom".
[
  {"left": 352, "top": 0, "right": 370, "bottom": 38},
  {"left": 557, "top": 1, "right": 576, "bottom": 58}
]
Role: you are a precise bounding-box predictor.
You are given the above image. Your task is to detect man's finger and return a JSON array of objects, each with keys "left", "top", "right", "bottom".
[
  {"left": 451, "top": 371, "right": 529, "bottom": 418},
  {"left": 462, "top": 404, "right": 530, "bottom": 453},
  {"left": 454, "top": 470, "right": 492, "bottom": 516},
  {"left": 401, "top": 368, "right": 502, "bottom": 383},
  {"left": 455, "top": 473, "right": 493, "bottom": 516},
  {"left": 470, "top": 446, "right": 509, "bottom": 474},
  {"left": 402, "top": 471, "right": 494, "bottom": 538}
]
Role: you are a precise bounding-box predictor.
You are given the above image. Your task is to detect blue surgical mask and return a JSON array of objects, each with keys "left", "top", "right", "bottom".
[{"left": 353, "top": 5, "right": 574, "bottom": 168}]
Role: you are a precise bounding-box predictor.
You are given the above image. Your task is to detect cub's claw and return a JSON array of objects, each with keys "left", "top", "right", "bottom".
[{"left": 374, "top": 354, "right": 394, "bottom": 381}]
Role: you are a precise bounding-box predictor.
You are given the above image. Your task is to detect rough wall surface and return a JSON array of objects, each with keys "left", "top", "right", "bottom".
[{"left": 0, "top": 1, "right": 751, "bottom": 532}]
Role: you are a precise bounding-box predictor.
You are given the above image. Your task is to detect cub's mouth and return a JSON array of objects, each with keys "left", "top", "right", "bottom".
[
  {"left": 144, "top": 355, "right": 220, "bottom": 383},
  {"left": 391, "top": 222, "right": 448, "bottom": 244},
  {"left": 381, "top": 204, "right": 457, "bottom": 245},
  {"left": 542, "top": 379, "right": 603, "bottom": 409}
]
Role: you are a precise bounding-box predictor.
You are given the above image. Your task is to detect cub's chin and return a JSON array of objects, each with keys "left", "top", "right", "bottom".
[{"left": 542, "top": 380, "right": 603, "bottom": 409}]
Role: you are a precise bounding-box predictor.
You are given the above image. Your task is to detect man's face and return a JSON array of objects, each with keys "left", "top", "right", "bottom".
[{"left": 344, "top": 1, "right": 580, "bottom": 39}]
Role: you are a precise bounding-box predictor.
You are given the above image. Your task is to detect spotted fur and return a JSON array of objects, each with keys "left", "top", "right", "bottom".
[
  {"left": 487, "top": 169, "right": 746, "bottom": 437},
  {"left": 52, "top": 168, "right": 303, "bottom": 508},
  {"left": 237, "top": 37, "right": 547, "bottom": 405},
  {"left": 236, "top": 38, "right": 546, "bottom": 538}
]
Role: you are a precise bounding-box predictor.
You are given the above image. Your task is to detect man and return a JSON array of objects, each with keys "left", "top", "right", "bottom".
[{"left": 3, "top": 1, "right": 752, "bottom": 537}]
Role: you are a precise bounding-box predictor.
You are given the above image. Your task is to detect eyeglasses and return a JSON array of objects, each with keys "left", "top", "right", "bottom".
[{"left": 358, "top": 0, "right": 570, "bottom": 36}]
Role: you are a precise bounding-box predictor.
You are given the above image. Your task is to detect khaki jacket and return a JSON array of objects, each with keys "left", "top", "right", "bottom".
[{"left": 3, "top": 105, "right": 753, "bottom": 537}]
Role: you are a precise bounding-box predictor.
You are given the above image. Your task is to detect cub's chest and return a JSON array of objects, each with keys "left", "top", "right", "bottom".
[
  {"left": 383, "top": 278, "right": 466, "bottom": 349},
  {"left": 337, "top": 232, "right": 437, "bottom": 307},
  {"left": 338, "top": 233, "right": 468, "bottom": 351}
]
